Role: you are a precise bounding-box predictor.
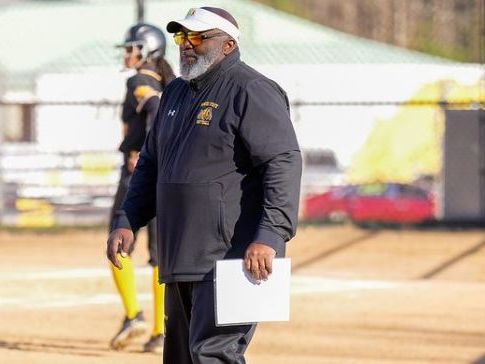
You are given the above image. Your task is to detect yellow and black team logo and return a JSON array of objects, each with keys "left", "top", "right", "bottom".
[{"left": 196, "top": 101, "right": 219, "bottom": 126}]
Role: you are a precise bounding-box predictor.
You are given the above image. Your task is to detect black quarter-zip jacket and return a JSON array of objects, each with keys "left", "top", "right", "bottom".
[{"left": 113, "top": 49, "right": 302, "bottom": 283}]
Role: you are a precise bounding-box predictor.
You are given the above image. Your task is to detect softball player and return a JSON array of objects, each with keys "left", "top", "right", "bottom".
[{"left": 108, "top": 23, "right": 175, "bottom": 354}]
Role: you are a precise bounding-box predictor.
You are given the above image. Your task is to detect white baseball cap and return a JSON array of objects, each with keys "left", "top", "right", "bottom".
[{"left": 166, "top": 7, "right": 240, "bottom": 44}]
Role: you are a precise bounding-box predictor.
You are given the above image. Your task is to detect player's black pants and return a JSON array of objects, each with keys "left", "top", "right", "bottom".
[
  {"left": 164, "top": 281, "right": 256, "bottom": 364},
  {"left": 110, "top": 166, "right": 158, "bottom": 266}
]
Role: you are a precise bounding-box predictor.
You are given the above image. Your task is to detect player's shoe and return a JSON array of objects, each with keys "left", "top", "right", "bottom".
[
  {"left": 143, "top": 334, "right": 164, "bottom": 354},
  {"left": 110, "top": 311, "right": 148, "bottom": 350}
]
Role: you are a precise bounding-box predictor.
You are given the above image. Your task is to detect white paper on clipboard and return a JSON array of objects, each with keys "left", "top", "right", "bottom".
[{"left": 214, "top": 258, "right": 291, "bottom": 326}]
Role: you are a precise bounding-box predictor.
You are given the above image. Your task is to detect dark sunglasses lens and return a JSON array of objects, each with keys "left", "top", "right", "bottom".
[{"left": 125, "top": 45, "right": 133, "bottom": 53}]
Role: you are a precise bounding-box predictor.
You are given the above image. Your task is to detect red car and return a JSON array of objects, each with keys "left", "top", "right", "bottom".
[
  {"left": 303, "top": 185, "right": 355, "bottom": 221},
  {"left": 303, "top": 183, "right": 435, "bottom": 224}
]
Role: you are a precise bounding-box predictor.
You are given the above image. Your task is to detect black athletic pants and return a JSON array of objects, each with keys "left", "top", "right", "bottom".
[
  {"left": 110, "top": 166, "right": 158, "bottom": 266},
  {"left": 164, "top": 281, "right": 256, "bottom": 364}
]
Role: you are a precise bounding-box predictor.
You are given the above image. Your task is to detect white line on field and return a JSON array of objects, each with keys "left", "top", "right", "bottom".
[
  {"left": 0, "top": 266, "right": 398, "bottom": 309},
  {"left": 1, "top": 267, "right": 397, "bottom": 291},
  {"left": 291, "top": 276, "right": 397, "bottom": 294},
  {"left": 0, "top": 266, "right": 152, "bottom": 280},
  {"left": 0, "top": 293, "right": 152, "bottom": 309}
]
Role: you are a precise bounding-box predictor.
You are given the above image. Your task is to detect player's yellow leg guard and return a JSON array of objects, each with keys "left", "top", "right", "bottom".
[
  {"left": 152, "top": 266, "right": 165, "bottom": 335},
  {"left": 110, "top": 254, "right": 140, "bottom": 319}
]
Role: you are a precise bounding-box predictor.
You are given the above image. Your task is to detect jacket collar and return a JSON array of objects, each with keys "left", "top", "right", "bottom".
[{"left": 189, "top": 49, "right": 240, "bottom": 92}]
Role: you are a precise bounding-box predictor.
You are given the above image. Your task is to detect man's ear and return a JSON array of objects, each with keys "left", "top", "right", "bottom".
[{"left": 223, "top": 39, "right": 237, "bottom": 55}]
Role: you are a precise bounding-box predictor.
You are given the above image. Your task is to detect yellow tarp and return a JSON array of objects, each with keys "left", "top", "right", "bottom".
[{"left": 348, "top": 80, "right": 484, "bottom": 183}]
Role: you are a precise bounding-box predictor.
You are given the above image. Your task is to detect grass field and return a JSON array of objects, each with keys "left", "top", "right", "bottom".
[{"left": 1, "top": 224, "right": 485, "bottom": 364}]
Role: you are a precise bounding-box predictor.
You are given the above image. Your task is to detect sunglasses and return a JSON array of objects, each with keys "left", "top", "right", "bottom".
[{"left": 173, "top": 31, "right": 226, "bottom": 46}]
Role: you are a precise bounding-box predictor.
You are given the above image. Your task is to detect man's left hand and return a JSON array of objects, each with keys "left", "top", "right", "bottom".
[{"left": 244, "top": 241, "right": 276, "bottom": 281}]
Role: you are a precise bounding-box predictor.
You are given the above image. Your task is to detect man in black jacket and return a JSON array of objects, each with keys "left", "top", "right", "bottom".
[{"left": 107, "top": 6, "right": 302, "bottom": 363}]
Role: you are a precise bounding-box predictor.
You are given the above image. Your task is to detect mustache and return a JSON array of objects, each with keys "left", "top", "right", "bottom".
[{"left": 181, "top": 50, "right": 197, "bottom": 57}]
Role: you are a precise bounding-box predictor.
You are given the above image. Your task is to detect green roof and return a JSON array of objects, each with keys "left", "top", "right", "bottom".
[{"left": 0, "top": 0, "right": 452, "bottom": 92}]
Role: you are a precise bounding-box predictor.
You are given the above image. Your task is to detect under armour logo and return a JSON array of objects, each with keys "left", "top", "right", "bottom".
[{"left": 168, "top": 109, "right": 176, "bottom": 117}]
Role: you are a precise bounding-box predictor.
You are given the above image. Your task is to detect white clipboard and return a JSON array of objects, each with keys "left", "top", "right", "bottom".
[{"left": 214, "top": 258, "right": 291, "bottom": 326}]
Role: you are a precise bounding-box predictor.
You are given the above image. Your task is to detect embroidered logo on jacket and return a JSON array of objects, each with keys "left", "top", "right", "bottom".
[{"left": 196, "top": 101, "right": 219, "bottom": 126}]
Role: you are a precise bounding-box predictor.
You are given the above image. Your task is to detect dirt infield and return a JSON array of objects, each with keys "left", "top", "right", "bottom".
[{"left": 1, "top": 224, "right": 485, "bottom": 364}]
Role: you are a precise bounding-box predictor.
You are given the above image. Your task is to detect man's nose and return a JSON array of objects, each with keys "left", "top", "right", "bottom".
[{"left": 181, "top": 37, "right": 194, "bottom": 50}]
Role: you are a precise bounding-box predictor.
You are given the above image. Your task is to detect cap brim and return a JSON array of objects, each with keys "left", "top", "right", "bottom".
[{"left": 166, "top": 19, "right": 216, "bottom": 33}]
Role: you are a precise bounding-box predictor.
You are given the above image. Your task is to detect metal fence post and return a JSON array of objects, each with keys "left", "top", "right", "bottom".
[
  {"left": 0, "top": 108, "right": 4, "bottom": 225},
  {"left": 136, "top": 0, "right": 144, "bottom": 23}
]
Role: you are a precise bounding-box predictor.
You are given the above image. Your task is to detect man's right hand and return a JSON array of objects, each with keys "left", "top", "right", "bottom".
[
  {"left": 107, "top": 228, "right": 135, "bottom": 269},
  {"left": 127, "top": 151, "right": 140, "bottom": 173}
]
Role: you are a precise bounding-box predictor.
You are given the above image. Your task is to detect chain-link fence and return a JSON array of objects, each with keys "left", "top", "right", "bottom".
[
  {"left": 0, "top": 93, "right": 483, "bottom": 227},
  {"left": 0, "top": 0, "right": 483, "bottom": 227},
  {"left": 0, "top": 100, "right": 124, "bottom": 228}
]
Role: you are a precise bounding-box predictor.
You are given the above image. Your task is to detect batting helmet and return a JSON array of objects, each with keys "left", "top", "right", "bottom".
[{"left": 118, "top": 23, "right": 167, "bottom": 61}]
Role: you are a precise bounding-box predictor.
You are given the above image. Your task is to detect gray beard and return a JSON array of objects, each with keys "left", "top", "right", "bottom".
[{"left": 180, "top": 47, "right": 220, "bottom": 80}]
